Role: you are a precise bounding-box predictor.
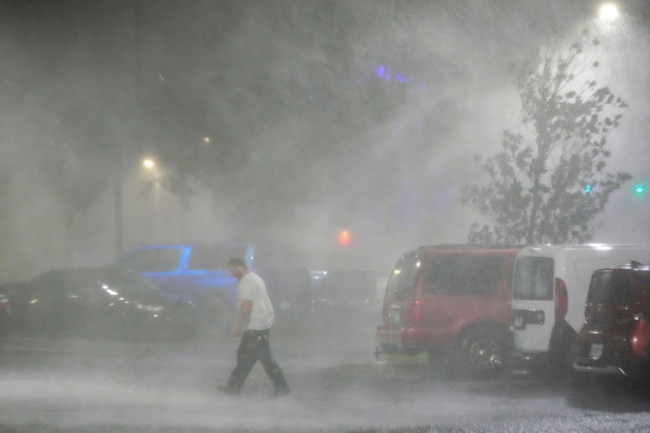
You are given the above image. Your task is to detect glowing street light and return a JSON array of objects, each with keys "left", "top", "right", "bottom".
[
  {"left": 599, "top": 3, "right": 620, "bottom": 23},
  {"left": 142, "top": 158, "right": 156, "bottom": 170},
  {"left": 338, "top": 230, "right": 350, "bottom": 247}
]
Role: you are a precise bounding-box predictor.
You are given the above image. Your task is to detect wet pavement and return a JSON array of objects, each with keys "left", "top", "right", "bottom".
[{"left": 1, "top": 324, "right": 650, "bottom": 432}]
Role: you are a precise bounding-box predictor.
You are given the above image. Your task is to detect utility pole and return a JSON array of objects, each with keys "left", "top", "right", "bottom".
[
  {"left": 114, "top": 148, "right": 123, "bottom": 258},
  {"left": 114, "top": 0, "right": 144, "bottom": 258}
]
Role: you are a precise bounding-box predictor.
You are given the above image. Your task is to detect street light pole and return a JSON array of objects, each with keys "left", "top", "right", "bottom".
[
  {"left": 114, "top": 144, "right": 124, "bottom": 259},
  {"left": 142, "top": 158, "right": 161, "bottom": 241}
]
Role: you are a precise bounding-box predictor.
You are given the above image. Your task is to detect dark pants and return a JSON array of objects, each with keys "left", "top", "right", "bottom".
[{"left": 227, "top": 329, "right": 289, "bottom": 392}]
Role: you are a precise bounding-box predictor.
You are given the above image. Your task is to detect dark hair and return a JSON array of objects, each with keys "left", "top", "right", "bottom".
[{"left": 227, "top": 257, "right": 247, "bottom": 268}]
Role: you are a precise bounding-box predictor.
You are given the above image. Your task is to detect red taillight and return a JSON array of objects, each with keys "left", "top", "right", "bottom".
[
  {"left": 555, "top": 278, "right": 568, "bottom": 323},
  {"left": 409, "top": 298, "right": 421, "bottom": 324},
  {"left": 631, "top": 317, "right": 649, "bottom": 358}
]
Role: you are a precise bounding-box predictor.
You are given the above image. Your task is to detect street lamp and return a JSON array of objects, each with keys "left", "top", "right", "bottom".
[
  {"left": 142, "top": 158, "right": 155, "bottom": 170},
  {"left": 599, "top": 3, "right": 619, "bottom": 23}
]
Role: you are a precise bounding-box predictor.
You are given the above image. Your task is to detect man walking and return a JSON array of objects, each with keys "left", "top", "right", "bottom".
[{"left": 218, "top": 257, "right": 290, "bottom": 397}]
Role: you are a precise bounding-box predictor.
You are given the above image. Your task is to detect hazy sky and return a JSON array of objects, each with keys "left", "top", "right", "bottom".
[{"left": 0, "top": 0, "right": 648, "bottom": 278}]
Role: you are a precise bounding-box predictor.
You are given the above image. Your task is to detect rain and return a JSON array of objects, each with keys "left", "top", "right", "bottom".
[{"left": 0, "top": 0, "right": 650, "bottom": 432}]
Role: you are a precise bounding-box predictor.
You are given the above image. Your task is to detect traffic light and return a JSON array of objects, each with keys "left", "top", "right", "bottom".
[
  {"left": 635, "top": 184, "right": 645, "bottom": 194},
  {"left": 584, "top": 184, "right": 592, "bottom": 193},
  {"left": 338, "top": 230, "right": 350, "bottom": 247}
]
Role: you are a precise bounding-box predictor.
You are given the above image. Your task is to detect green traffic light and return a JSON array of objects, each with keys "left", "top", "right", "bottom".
[
  {"left": 636, "top": 185, "right": 645, "bottom": 194},
  {"left": 584, "top": 184, "right": 591, "bottom": 193}
]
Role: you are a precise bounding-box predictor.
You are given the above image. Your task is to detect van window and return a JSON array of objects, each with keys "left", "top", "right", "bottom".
[
  {"left": 116, "top": 249, "right": 182, "bottom": 273},
  {"left": 423, "top": 255, "right": 503, "bottom": 295},
  {"left": 638, "top": 271, "right": 650, "bottom": 287},
  {"left": 513, "top": 257, "right": 554, "bottom": 300},
  {"left": 385, "top": 254, "right": 420, "bottom": 301},
  {"left": 588, "top": 271, "right": 633, "bottom": 306}
]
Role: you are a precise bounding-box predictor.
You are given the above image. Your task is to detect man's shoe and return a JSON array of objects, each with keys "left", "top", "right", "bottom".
[
  {"left": 272, "top": 387, "right": 290, "bottom": 398},
  {"left": 217, "top": 386, "right": 240, "bottom": 396}
]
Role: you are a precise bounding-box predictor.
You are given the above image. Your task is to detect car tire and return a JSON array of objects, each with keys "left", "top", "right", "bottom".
[{"left": 457, "top": 328, "right": 509, "bottom": 378}]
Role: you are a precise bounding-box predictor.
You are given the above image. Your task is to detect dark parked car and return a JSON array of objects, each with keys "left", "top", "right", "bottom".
[
  {"left": 376, "top": 244, "right": 521, "bottom": 377},
  {"left": 1, "top": 267, "right": 196, "bottom": 342},
  {"left": 309, "top": 268, "right": 379, "bottom": 329},
  {"left": 573, "top": 262, "right": 650, "bottom": 381}
]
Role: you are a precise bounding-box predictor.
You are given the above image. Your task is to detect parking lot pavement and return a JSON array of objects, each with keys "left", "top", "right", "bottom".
[{"left": 3, "top": 335, "right": 650, "bottom": 433}]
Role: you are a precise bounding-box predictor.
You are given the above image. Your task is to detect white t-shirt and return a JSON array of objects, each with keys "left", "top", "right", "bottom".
[{"left": 238, "top": 271, "right": 275, "bottom": 331}]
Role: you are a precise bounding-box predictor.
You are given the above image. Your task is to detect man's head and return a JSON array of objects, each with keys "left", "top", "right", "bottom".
[{"left": 227, "top": 257, "right": 248, "bottom": 280}]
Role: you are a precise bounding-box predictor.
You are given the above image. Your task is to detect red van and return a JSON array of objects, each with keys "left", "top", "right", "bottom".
[{"left": 375, "top": 244, "right": 521, "bottom": 377}]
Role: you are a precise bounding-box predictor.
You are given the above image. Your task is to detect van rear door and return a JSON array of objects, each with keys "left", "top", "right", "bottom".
[
  {"left": 512, "top": 256, "right": 555, "bottom": 352},
  {"left": 381, "top": 252, "right": 421, "bottom": 327}
]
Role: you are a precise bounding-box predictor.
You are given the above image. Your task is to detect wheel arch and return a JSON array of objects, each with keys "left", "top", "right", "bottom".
[{"left": 457, "top": 320, "right": 513, "bottom": 349}]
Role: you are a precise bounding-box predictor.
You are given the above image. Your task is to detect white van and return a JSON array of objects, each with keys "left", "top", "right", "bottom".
[{"left": 511, "top": 244, "right": 650, "bottom": 374}]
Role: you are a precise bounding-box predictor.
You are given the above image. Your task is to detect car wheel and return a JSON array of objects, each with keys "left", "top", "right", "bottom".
[
  {"left": 458, "top": 328, "right": 508, "bottom": 378},
  {"left": 198, "top": 297, "right": 231, "bottom": 338}
]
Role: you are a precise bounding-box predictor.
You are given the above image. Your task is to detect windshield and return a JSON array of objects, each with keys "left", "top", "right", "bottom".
[
  {"left": 187, "top": 244, "right": 250, "bottom": 270},
  {"left": 102, "top": 270, "right": 164, "bottom": 305},
  {"left": 588, "top": 270, "right": 633, "bottom": 306},
  {"left": 115, "top": 248, "right": 183, "bottom": 273},
  {"left": 384, "top": 253, "right": 420, "bottom": 301},
  {"left": 513, "top": 257, "right": 554, "bottom": 300}
]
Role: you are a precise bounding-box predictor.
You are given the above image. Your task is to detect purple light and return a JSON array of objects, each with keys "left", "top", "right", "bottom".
[
  {"left": 372, "top": 65, "right": 408, "bottom": 84},
  {"left": 346, "top": 64, "right": 412, "bottom": 89}
]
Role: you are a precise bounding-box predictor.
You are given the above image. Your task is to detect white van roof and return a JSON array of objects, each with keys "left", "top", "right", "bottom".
[{"left": 518, "top": 244, "right": 650, "bottom": 257}]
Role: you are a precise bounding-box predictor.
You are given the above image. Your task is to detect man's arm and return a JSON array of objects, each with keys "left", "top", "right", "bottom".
[{"left": 233, "top": 299, "right": 252, "bottom": 337}]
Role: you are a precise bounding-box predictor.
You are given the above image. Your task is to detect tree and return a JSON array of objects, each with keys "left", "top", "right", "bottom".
[
  {"left": 462, "top": 30, "right": 631, "bottom": 245},
  {"left": 37, "top": 104, "right": 114, "bottom": 265}
]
